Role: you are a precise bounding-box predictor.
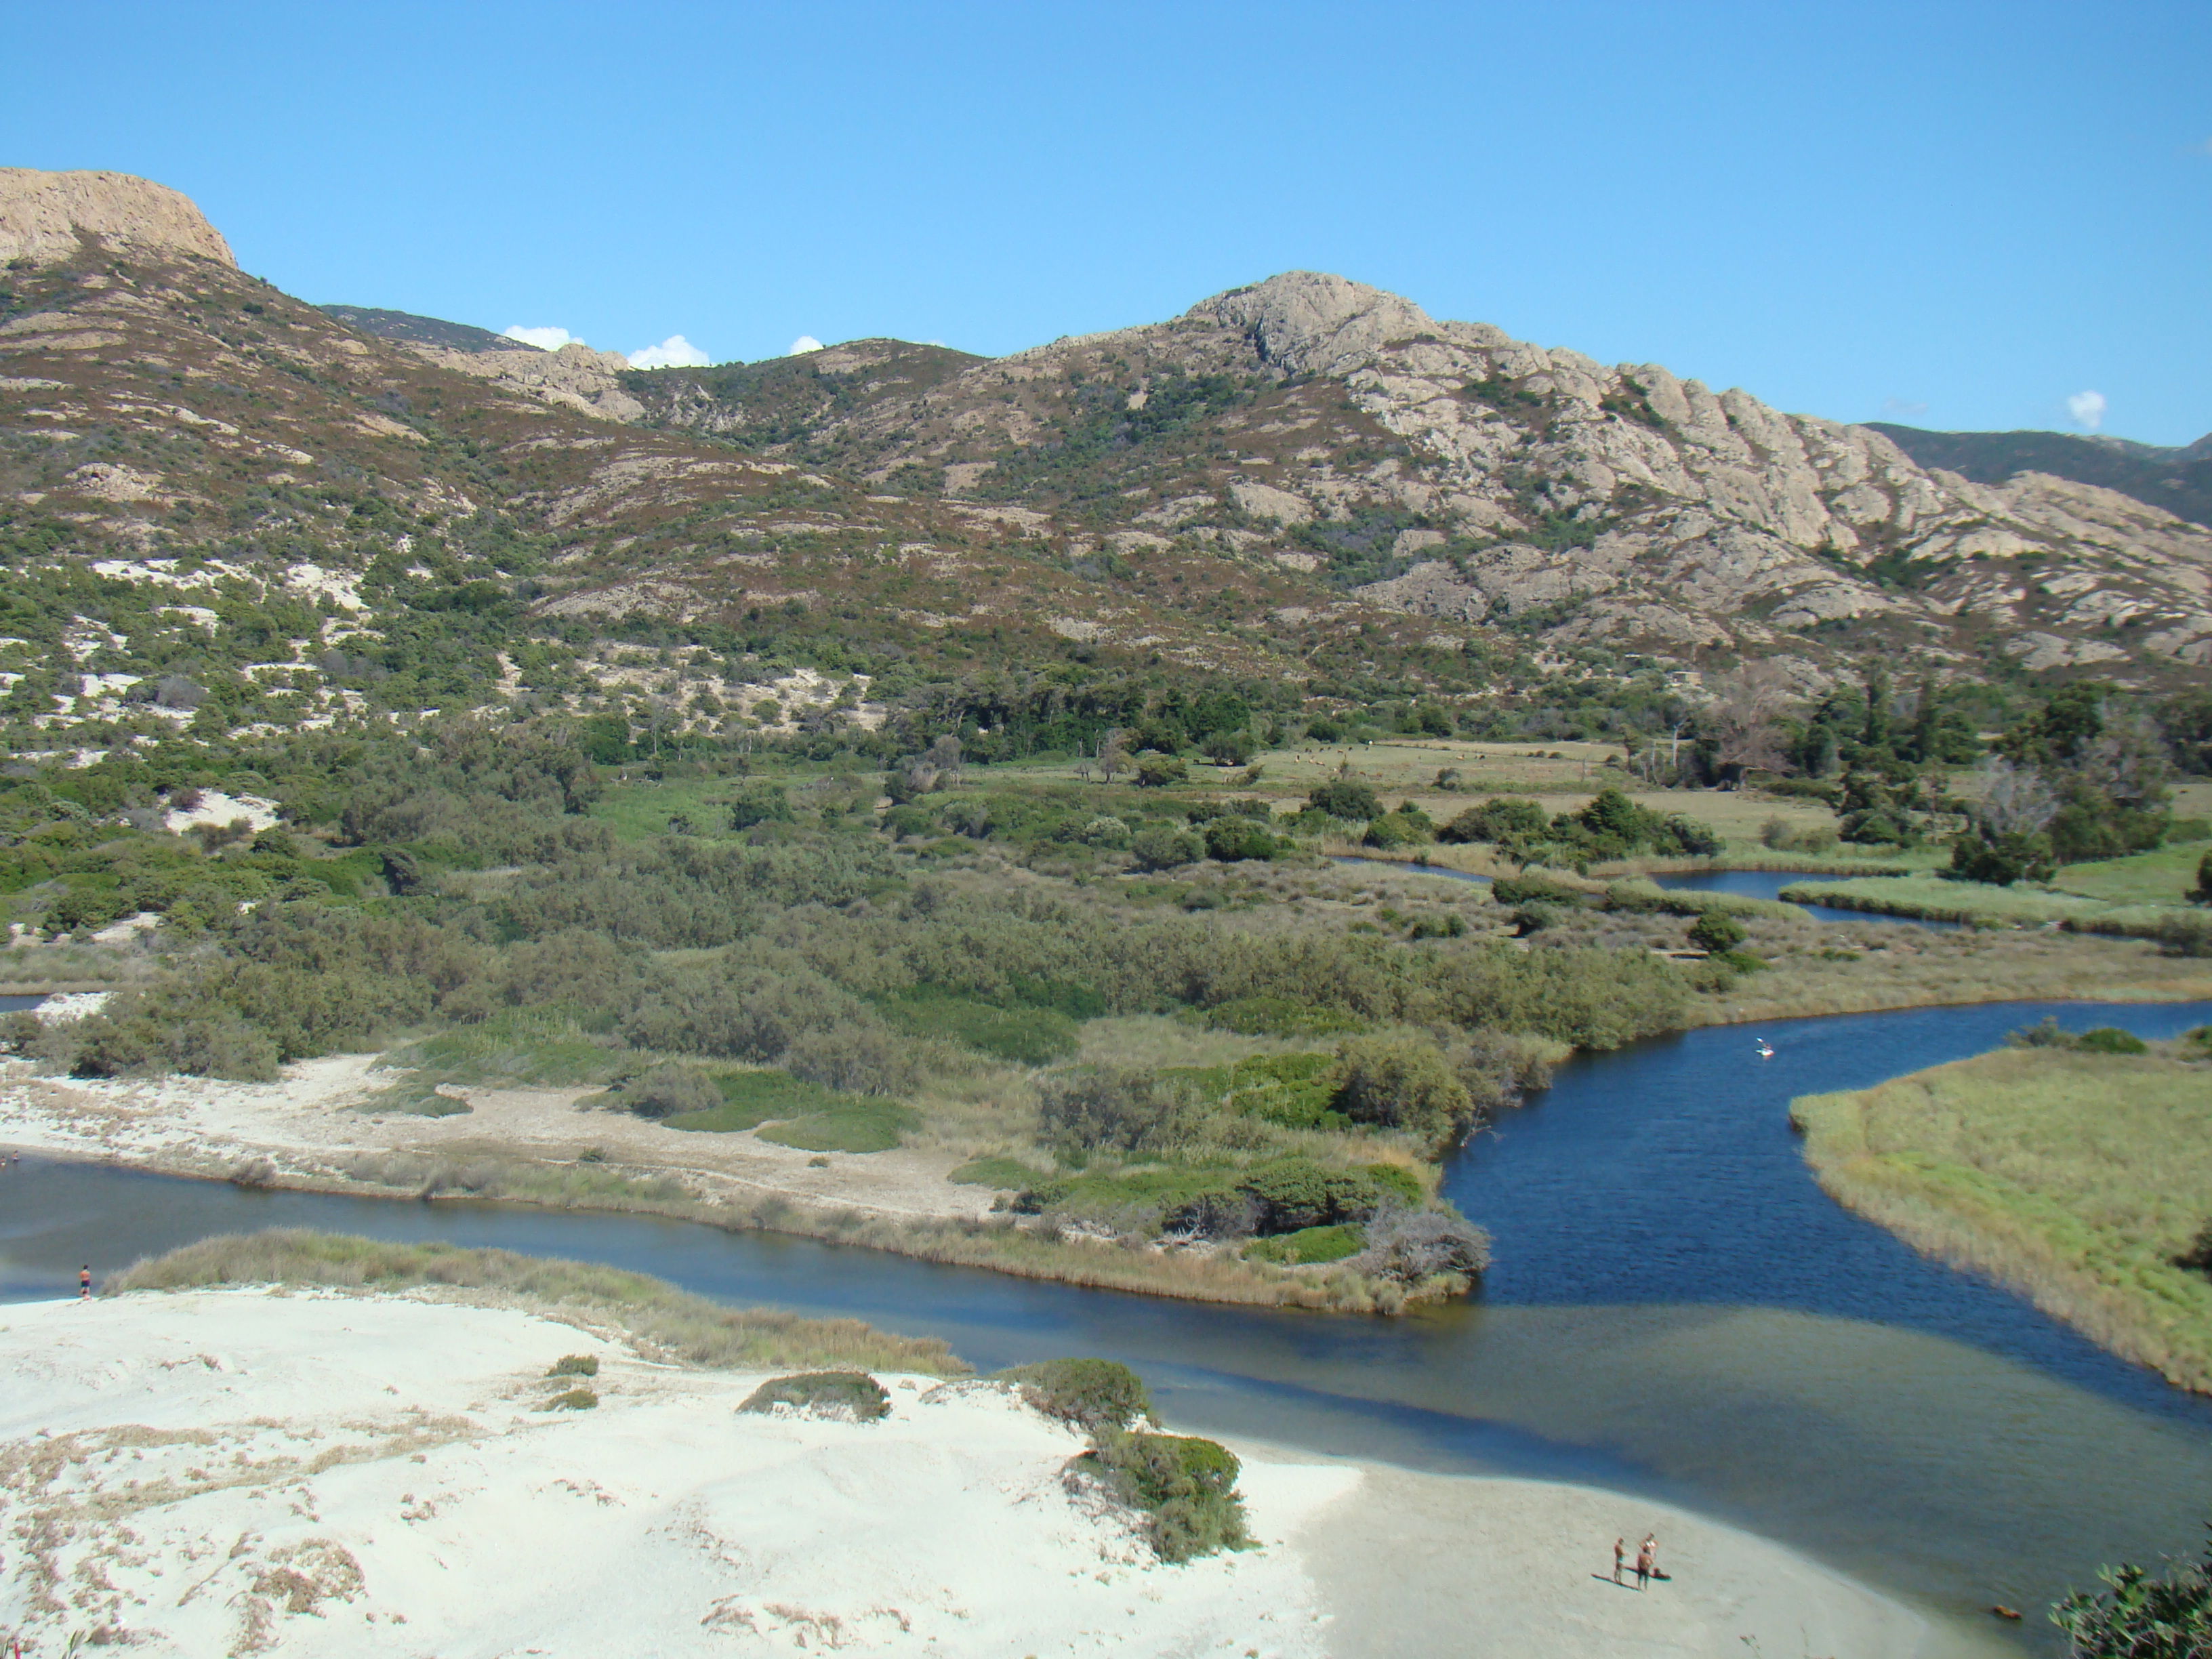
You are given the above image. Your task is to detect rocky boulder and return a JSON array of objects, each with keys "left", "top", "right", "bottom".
[{"left": 0, "top": 167, "right": 236, "bottom": 268}]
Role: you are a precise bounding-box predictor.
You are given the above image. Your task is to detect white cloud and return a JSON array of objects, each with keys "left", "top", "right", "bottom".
[
  {"left": 1881, "top": 396, "right": 1929, "bottom": 419},
  {"left": 789, "top": 335, "right": 824, "bottom": 355},
  {"left": 503, "top": 325, "right": 583, "bottom": 352},
  {"left": 628, "top": 334, "right": 712, "bottom": 369},
  {"left": 2066, "top": 390, "right": 2107, "bottom": 431}
]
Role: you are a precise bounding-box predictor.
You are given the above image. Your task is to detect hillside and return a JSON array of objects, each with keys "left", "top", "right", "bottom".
[
  {"left": 1872, "top": 423, "right": 2212, "bottom": 536},
  {"left": 3, "top": 165, "right": 2210, "bottom": 769}
]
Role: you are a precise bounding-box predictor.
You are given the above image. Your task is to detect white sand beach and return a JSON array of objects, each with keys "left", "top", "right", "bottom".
[{"left": 0, "top": 1288, "right": 1993, "bottom": 1657}]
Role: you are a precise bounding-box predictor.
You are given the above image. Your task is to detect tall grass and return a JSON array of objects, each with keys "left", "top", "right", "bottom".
[
  {"left": 1791, "top": 1044, "right": 2212, "bottom": 1392},
  {"left": 107, "top": 1229, "right": 969, "bottom": 1375}
]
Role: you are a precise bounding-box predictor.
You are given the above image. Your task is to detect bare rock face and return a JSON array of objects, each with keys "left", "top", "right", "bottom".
[
  {"left": 0, "top": 168, "right": 236, "bottom": 268},
  {"left": 413, "top": 339, "right": 646, "bottom": 423}
]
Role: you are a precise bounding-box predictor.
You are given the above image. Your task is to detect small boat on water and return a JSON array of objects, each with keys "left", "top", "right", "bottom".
[{"left": 1754, "top": 1040, "right": 1775, "bottom": 1058}]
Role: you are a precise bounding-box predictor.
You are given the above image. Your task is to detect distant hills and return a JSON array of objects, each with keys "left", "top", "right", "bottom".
[
  {"left": 316, "top": 304, "right": 519, "bottom": 355},
  {"left": 1872, "top": 424, "right": 2212, "bottom": 534},
  {"left": 3, "top": 165, "right": 2209, "bottom": 712}
]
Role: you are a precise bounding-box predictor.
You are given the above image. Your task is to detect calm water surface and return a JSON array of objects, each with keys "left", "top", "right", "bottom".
[
  {"left": 5, "top": 998, "right": 2210, "bottom": 1652},
  {"left": 1648, "top": 867, "right": 1963, "bottom": 930}
]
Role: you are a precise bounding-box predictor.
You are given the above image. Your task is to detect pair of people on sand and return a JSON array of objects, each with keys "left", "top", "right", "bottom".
[{"left": 1612, "top": 1533, "right": 1659, "bottom": 1589}]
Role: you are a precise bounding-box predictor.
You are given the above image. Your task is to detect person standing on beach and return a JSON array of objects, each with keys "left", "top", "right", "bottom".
[
  {"left": 78, "top": 1265, "right": 91, "bottom": 1300},
  {"left": 1612, "top": 1538, "right": 1625, "bottom": 1584},
  {"left": 1635, "top": 1536, "right": 1654, "bottom": 1591}
]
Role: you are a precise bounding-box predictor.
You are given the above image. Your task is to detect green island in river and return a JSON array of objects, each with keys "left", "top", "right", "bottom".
[{"left": 1793, "top": 1023, "right": 2212, "bottom": 1393}]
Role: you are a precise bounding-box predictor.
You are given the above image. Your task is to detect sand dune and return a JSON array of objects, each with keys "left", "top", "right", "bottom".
[{"left": 0, "top": 1288, "right": 1986, "bottom": 1656}]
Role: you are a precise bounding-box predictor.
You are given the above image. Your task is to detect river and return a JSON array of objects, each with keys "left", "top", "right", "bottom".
[{"left": 4, "top": 996, "right": 2209, "bottom": 1652}]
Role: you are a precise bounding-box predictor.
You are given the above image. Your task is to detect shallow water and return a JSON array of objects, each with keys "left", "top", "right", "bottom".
[{"left": 5, "top": 998, "right": 2210, "bottom": 1651}]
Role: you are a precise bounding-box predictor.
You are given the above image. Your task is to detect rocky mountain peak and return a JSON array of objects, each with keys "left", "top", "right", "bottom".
[
  {"left": 1187, "top": 270, "right": 1474, "bottom": 377},
  {"left": 0, "top": 167, "right": 237, "bottom": 268}
]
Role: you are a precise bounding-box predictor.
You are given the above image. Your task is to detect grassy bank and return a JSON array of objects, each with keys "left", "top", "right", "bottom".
[
  {"left": 1778, "top": 874, "right": 2204, "bottom": 949},
  {"left": 1790, "top": 1038, "right": 2212, "bottom": 1391},
  {"left": 313, "top": 1149, "right": 1443, "bottom": 1313},
  {"left": 107, "top": 1228, "right": 970, "bottom": 1375}
]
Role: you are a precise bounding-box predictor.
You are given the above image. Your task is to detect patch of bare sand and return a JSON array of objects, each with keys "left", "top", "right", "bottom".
[
  {"left": 1277, "top": 1456, "right": 2016, "bottom": 1659},
  {"left": 0, "top": 1055, "right": 998, "bottom": 1223}
]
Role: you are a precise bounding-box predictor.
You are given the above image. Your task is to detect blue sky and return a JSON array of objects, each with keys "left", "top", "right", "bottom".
[{"left": 8, "top": 1, "right": 2208, "bottom": 443}]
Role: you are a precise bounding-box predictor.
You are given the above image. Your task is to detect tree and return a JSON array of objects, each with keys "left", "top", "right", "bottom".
[
  {"left": 1307, "top": 773, "right": 1380, "bottom": 821},
  {"left": 924, "top": 733, "right": 964, "bottom": 787},
  {"left": 1202, "top": 730, "right": 1256, "bottom": 767},
  {"left": 2194, "top": 850, "right": 2212, "bottom": 907},
  {"left": 1329, "top": 1033, "right": 1475, "bottom": 1145},
  {"left": 1700, "top": 662, "right": 1795, "bottom": 775},
  {"left": 1095, "top": 728, "right": 1130, "bottom": 787},
  {"left": 1687, "top": 909, "right": 1747, "bottom": 954}
]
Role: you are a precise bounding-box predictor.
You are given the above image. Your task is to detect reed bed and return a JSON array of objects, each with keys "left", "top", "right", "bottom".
[
  {"left": 108, "top": 1228, "right": 971, "bottom": 1375},
  {"left": 1791, "top": 1044, "right": 2212, "bottom": 1392},
  {"left": 1781, "top": 875, "right": 2136, "bottom": 928}
]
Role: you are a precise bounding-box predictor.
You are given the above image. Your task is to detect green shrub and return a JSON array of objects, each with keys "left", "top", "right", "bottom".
[
  {"left": 2156, "top": 912, "right": 2212, "bottom": 958},
  {"left": 618, "top": 1063, "right": 724, "bottom": 1120},
  {"left": 1038, "top": 1067, "right": 1193, "bottom": 1153},
  {"left": 1363, "top": 812, "right": 1427, "bottom": 851},
  {"left": 729, "top": 786, "right": 796, "bottom": 831},
  {"left": 738, "top": 1370, "right": 891, "bottom": 1421},
  {"left": 1084, "top": 1431, "right": 1250, "bottom": 1562},
  {"left": 1130, "top": 825, "right": 1203, "bottom": 871},
  {"left": 548, "top": 1353, "right": 600, "bottom": 1378},
  {"left": 2008, "top": 1018, "right": 2150, "bottom": 1056},
  {"left": 2051, "top": 1530, "right": 2212, "bottom": 1657},
  {"left": 882, "top": 803, "right": 934, "bottom": 838},
  {"left": 995, "top": 1357, "right": 1151, "bottom": 1432},
  {"left": 1330, "top": 1032, "right": 1475, "bottom": 1143},
  {"left": 1134, "top": 754, "right": 1188, "bottom": 788},
  {"left": 541, "top": 1387, "right": 598, "bottom": 1410},
  {"left": 1361, "top": 1162, "right": 1425, "bottom": 1206},
  {"left": 1307, "top": 777, "right": 1380, "bottom": 820},
  {"left": 1202, "top": 817, "right": 1277, "bottom": 862},
  {"left": 1244, "top": 1223, "right": 1365, "bottom": 1265},
  {"left": 1165, "top": 1157, "right": 1386, "bottom": 1238},
  {"left": 1687, "top": 909, "right": 1748, "bottom": 954},
  {"left": 1439, "top": 796, "right": 1549, "bottom": 846},
  {"left": 2194, "top": 850, "right": 2212, "bottom": 905}
]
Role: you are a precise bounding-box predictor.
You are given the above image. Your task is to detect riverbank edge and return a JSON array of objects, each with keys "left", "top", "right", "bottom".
[
  {"left": 12, "top": 973, "right": 2212, "bottom": 1314},
  {"left": 1790, "top": 1059, "right": 2212, "bottom": 1397},
  {"left": 1, "top": 1137, "right": 1459, "bottom": 1316}
]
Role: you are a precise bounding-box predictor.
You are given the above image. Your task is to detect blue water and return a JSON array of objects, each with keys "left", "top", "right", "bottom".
[
  {"left": 5, "top": 999, "right": 2211, "bottom": 1650},
  {"left": 1649, "top": 867, "right": 1963, "bottom": 931}
]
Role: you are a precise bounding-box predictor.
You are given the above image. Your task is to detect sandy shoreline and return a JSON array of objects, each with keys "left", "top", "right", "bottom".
[{"left": 0, "top": 1287, "right": 2005, "bottom": 1657}]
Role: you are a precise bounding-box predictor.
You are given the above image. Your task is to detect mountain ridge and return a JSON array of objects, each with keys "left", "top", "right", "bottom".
[{"left": 2, "top": 169, "right": 2208, "bottom": 747}]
